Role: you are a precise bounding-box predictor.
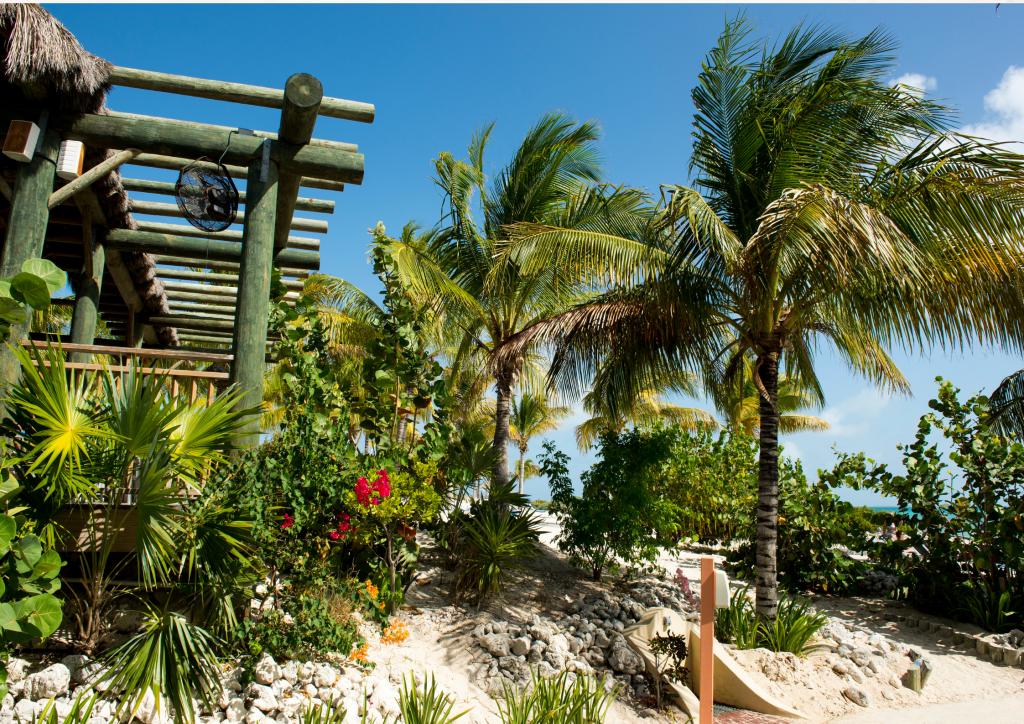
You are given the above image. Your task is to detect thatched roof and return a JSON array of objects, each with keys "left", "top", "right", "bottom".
[{"left": 1, "top": 3, "right": 177, "bottom": 346}]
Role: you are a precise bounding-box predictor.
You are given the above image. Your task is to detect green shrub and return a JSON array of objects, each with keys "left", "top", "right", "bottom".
[
  {"left": 755, "top": 597, "right": 830, "bottom": 655},
  {"left": 399, "top": 673, "right": 470, "bottom": 724},
  {"left": 715, "top": 585, "right": 758, "bottom": 649},
  {"left": 497, "top": 669, "right": 619, "bottom": 724},
  {"left": 729, "top": 457, "right": 868, "bottom": 593},
  {"left": 823, "top": 378, "right": 1024, "bottom": 627},
  {"left": 459, "top": 492, "right": 541, "bottom": 608},
  {"left": 540, "top": 431, "right": 679, "bottom": 581},
  {"left": 530, "top": 500, "right": 551, "bottom": 511},
  {"left": 956, "top": 580, "right": 1020, "bottom": 633}
]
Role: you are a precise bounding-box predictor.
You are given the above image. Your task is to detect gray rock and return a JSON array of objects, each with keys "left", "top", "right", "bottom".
[
  {"left": 848, "top": 666, "right": 865, "bottom": 684},
  {"left": 24, "top": 664, "right": 71, "bottom": 702},
  {"left": 6, "top": 660, "right": 28, "bottom": 685},
  {"left": 480, "top": 634, "right": 512, "bottom": 658},
  {"left": 594, "top": 631, "right": 611, "bottom": 649},
  {"left": 544, "top": 651, "right": 566, "bottom": 670},
  {"left": 850, "top": 646, "right": 874, "bottom": 667},
  {"left": 867, "top": 657, "right": 885, "bottom": 675},
  {"left": 510, "top": 637, "right": 531, "bottom": 657},
  {"left": 608, "top": 642, "right": 644, "bottom": 676},
  {"left": 536, "top": 662, "right": 558, "bottom": 679},
  {"left": 843, "top": 686, "right": 871, "bottom": 708},
  {"left": 528, "top": 625, "right": 554, "bottom": 644},
  {"left": 837, "top": 643, "right": 853, "bottom": 658},
  {"left": 568, "top": 636, "right": 583, "bottom": 655},
  {"left": 831, "top": 660, "right": 850, "bottom": 676},
  {"left": 254, "top": 655, "right": 281, "bottom": 686},
  {"left": 492, "top": 621, "right": 508, "bottom": 635},
  {"left": 224, "top": 700, "right": 245, "bottom": 724}
]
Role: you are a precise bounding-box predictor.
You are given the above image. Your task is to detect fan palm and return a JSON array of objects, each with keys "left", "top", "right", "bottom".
[
  {"left": 494, "top": 18, "right": 1024, "bottom": 619},
  {"left": 509, "top": 392, "right": 572, "bottom": 492},
  {"left": 388, "top": 112, "right": 647, "bottom": 488}
]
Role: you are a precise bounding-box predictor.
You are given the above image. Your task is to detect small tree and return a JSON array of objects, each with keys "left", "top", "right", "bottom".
[{"left": 539, "top": 429, "right": 678, "bottom": 580}]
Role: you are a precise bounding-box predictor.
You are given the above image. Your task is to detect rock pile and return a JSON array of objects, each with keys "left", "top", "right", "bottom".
[
  {"left": 992, "top": 629, "right": 1024, "bottom": 653},
  {"left": 0, "top": 655, "right": 427, "bottom": 724},
  {"left": 470, "top": 582, "right": 694, "bottom": 701},
  {"left": 859, "top": 570, "right": 899, "bottom": 595},
  {"left": 818, "top": 618, "right": 924, "bottom": 707}
]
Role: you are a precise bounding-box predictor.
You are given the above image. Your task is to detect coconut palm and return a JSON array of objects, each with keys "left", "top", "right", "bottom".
[
  {"left": 387, "top": 112, "right": 647, "bottom": 488},
  {"left": 494, "top": 18, "right": 1024, "bottom": 619},
  {"left": 575, "top": 364, "right": 718, "bottom": 451},
  {"left": 716, "top": 358, "right": 828, "bottom": 437},
  {"left": 509, "top": 392, "right": 572, "bottom": 492}
]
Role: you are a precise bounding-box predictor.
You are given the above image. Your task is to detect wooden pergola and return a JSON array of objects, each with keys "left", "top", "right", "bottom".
[{"left": 0, "top": 5, "right": 371, "bottom": 444}]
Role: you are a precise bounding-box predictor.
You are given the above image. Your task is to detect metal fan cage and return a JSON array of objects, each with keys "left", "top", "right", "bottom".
[{"left": 174, "top": 157, "right": 239, "bottom": 232}]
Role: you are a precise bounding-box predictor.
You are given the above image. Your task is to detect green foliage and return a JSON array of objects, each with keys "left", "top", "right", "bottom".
[
  {"left": 0, "top": 258, "right": 66, "bottom": 341},
  {"left": 755, "top": 597, "right": 830, "bottom": 655},
  {"left": 529, "top": 500, "right": 550, "bottom": 511},
  {"left": 540, "top": 430, "right": 678, "bottom": 581},
  {"left": 715, "top": 589, "right": 828, "bottom": 656},
  {"left": 497, "top": 669, "right": 619, "bottom": 724},
  {"left": 237, "top": 585, "right": 364, "bottom": 665},
  {"left": 648, "top": 628, "right": 689, "bottom": 710},
  {"left": 458, "top": 489, "right": 541, "bottom": 607},
  {"left": 103, "top": 607, "right": 223, "bottom": 724},
  {"left": 663, "top": 428, "right": 757, "bottom": 543},
  {"left": 715, "top": 585, "right": 758, "bottom": 649},
  {"left": 823, "top": 378, "right": 1024, "bottom": 627},
  {"left": 955, "top": 580, "right": 1020, "bottom": 634},
  {"left": 0, "top": 455, "right": 63, "bottom": 699},
  {"left": 398, "top": 673, "right": 470, "bottom": 724},
  {"left": 729, "top": 458, "right": 869, "bottom": 594},
  {"left": 38, "top": 688, "right": 101, "bottom": 724}
]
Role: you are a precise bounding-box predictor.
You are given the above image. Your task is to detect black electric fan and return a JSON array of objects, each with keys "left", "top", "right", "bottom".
[{"left": 174, "top": 157, "right": 238, "bottom": 232}]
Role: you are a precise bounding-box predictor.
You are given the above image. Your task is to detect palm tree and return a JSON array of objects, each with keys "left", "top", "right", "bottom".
[
  {"left": 717, "top": 359, "right": 829, "bottom": 437},
  {"left": 575, "top": 365, "right": 718, "bottom": 451},
  {"left": 388, "top": 112, "right": 646, "bottom": 488},
  {"left": 494, "top": 18, "right": 1024, "bottom": 619},
  {"left": 509, "top": 392, "right": 572, "bottom": 492}
]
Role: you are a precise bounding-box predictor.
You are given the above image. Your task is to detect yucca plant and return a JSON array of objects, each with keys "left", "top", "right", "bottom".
[
  {"left": 399, "top": 673, "right": 470, "bottom": 724},
  {"left": 103, "top": 606, "right": 223, "bottom": 723},
  {"left": 459, "top": 492, "right": 541, "bottom": 608},
  {"left": 299, "top": 695, "right": 397, "bottom": 724},
  {"left": 37, "top": 687, "right": 101, "bottom": 724},
  {"left": 958, "top": 579, "right": 1020, "bottom": 633},
  {"left": 497, "top": 669, "right": 620, "bottom": 724},
  {"left": 755, "top": 597, "right": 829, "bottom": 656},
  {"left": 715, "top": 584, "right": 759, "bottom": 649}
]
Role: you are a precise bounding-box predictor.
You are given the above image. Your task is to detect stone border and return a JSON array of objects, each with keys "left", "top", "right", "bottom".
[{"left": 880, "top": 612, "right": 1023, "bottom": 667}]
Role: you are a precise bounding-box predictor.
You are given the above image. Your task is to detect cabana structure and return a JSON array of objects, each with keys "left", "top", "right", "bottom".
[{"left": 0, "top": 4, "right": 371, "bottom": 443}]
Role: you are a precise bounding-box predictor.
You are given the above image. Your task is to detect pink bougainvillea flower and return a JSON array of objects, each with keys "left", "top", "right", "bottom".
[
  {"left": 342, "top": 514, "right": 350, "bottom": 521},
  {"left": 329, "top": 531, "right": 340, "bottom": 540},
  {"left": 355, "top": 477, "right": 371, "bottom": 506},
  {"left": 281, "top": 513, "right": 294, "bottom": 530}
]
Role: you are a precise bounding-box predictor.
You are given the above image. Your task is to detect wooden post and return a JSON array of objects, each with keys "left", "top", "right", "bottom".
[
  {"left": 68, "top": 227, "right": 105, "bottom": 364},
  {"left": 127, "top": 308, "right": 145, "bottom": 349},
  {"left": 700, "top": 557, "right": 714, "bottom": 724},
  {"left": 0, "top": 130, "right": 60, "bottom": 388},
  {"left": 275, "top": 74, "right": 323, "bottom": 250},
  {"left": 230, "top": 157, "right": 278, "bottom": 446}
]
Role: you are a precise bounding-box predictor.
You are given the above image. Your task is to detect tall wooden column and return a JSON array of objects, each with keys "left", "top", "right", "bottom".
[
  {"left": 230, "top": 158, "right": 278, "bottom": 445},
  {"left": 0, "top": 129, "right": 60, "bottom": 386},
  {"left": 68, "top": 226, "right": 105, "bottom": 363}
]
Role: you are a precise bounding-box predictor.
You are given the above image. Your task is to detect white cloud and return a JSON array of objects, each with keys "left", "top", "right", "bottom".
[
  {"left": 890, "top": 72, "right": 937, "bottom": 97},
  {"left": 780, "top": 440, "right": 802, "bottom": 462},
  {"left": 819, "top": 388, "right": 892, "bottom": 437},
  {"left": 961, "top": 65, "right": 1024, "bottom": 144}
]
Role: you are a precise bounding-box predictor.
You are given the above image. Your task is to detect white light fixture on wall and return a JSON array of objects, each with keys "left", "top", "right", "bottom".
[
  {"left": 56, "top": 140, "right": 85, "bottom": 180},
  {"left": 2, "top": 120, "right": 40, "bottom": 163}
]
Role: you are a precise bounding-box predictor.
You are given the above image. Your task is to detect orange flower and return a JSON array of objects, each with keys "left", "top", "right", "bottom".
[
  {"left": 365, "top": 580, "right": 379, "bottom": 600},
  {"left": 349, "top": 644, "right": 369, "bottom": 662},
  {"left": 381, "top": 621, "right": 409, "bottom": 645}
]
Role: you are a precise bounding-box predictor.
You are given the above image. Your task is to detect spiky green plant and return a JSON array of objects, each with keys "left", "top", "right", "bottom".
[{"left": 399, "top": 673, "right": 470, "bottom": 724}]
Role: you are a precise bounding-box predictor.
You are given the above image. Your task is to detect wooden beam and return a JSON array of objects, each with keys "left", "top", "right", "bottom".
[
  {"left": 68, "top": 227, "right": 105, "bottom": 364},
  {"left": 127, "top": 154, "right": 345, "bottom": 194},
  {"left": 232, "top": 156, "right": 278, "bottom": 445},
  {"left": 1, "top": 108, "right": 364, "bottom": 185},
  {"left": 275, "top": 74, "right": 323, "bottom": 250},
  {"left": 168, "top": 302, "right": 236, "bottom": 316},
  {"left": 48, "top": 149, "right": 141, "bottom": 210},
  {"left": 107, "top": 66, "right": 375, "bottom": 124},
  {"left": 21, "top": 339, "right": 234, "bottom": 363},
  {"left": 147, "top": 316, "right": 235, "bottom": 333},
  {"left": 0, "top": 176, "right": 11, "bottom": 202},
  {"left": 129, "top": 200, "right": 327, "bottom": 234},
  {"left": 151, "top": 254, "right": 310, "bottom": 279},
  {"left": 133, "top": 220, "right": 319, "bottom": 251},
  {"left": 104, "top": 229, "right": 320, "bottom": 270},
  {"left": 32, "top": 359, "right": 230, "bottom": 380},
  {"left": 105, "top": 110, "right": 357, "bottom": 153},
  {"left": 176, "top": 333, "right": 273, "bottom": 347},
  {"left": 120, "top": 178, "right": 334, "bottom": 214},
  {"left": 157, "top": 268, "right": 304, "bottom": 291},
  {"left": 0, "top": 129, "right": 61, "bottom": 391}
]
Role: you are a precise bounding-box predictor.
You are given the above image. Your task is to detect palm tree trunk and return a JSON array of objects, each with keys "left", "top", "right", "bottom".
[
  {"left": 755, "top": 351, "right": 780, "bottom": 622},
  {"left": 492, "top": 363, "right": 514, "bottom": 492},
  {"left": 519, "top": 446, "right": 526, "bottom": 495}
]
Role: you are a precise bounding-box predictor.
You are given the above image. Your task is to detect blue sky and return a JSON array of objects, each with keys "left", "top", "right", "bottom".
[{"left": 48, "top": 3, "right": 1024, "bottom": 504}]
